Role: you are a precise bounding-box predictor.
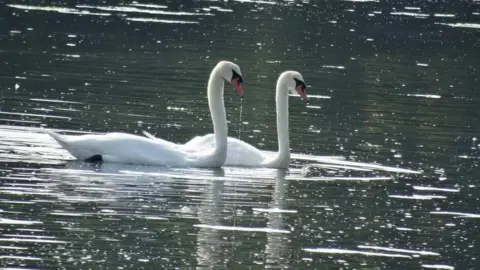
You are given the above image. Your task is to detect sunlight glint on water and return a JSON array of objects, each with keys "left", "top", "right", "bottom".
[{"left": 0, "top": 0, "right": 479, "bottom": 268}]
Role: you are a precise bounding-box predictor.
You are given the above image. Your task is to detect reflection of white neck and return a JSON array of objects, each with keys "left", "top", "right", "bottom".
[
  {"left": 196, "top": 171, "right": 225, "bottom": 267},
  {"left": 265, "top": 169, "right": 288, "bottom": 264},
  {"left": 266, "top": 74, "right": 290, "bottom": 168},
  {"left": 207, "top": 68, "right": 227, "bottom": 160}
]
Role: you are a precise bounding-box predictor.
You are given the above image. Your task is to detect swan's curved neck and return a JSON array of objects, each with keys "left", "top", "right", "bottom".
[
  {"left": 270, "top": 78, "right": 290, "bottom": 167},
  {"left": 207, "top": 69, "right": 228, "bottom": 158}
]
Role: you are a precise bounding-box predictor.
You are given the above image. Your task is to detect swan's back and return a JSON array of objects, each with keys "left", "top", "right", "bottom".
[
  {"left": 181, "top": 133, "right": 268, "bottom": 167},
  {"left": 47, "top": 131, "right": 196, "bottom": 166}
]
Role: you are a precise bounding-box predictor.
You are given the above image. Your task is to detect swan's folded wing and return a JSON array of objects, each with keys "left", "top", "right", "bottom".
[
  {"left": 142, "top": 131, "right": 183, "bottom": 149},
  {"left": 182, "top": 134, "right": 216, "bottom": 152},
  {"left": 118, "top": 136, "right": 193, "bottom": 166},
  {"left": 143, "top": 132, "right": 217, "bottom": 153}
]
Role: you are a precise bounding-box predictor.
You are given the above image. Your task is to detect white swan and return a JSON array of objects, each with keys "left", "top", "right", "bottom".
[
  {"left": 143, "top": 71, "right": 308, "bottom": 169},
  {"left": 45, "top": 60, "right": 244, "bottom": 168}
]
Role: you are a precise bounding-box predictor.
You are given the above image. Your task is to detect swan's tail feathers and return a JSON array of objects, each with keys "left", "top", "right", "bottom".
[
  {"left": 142, "top": 130, "right": 157, "bottom": 140},
  {"left": 44, "top": 129, "right": 70, "bottom": 149}
]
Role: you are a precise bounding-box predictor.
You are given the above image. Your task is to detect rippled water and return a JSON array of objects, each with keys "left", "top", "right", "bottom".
[{"left": 0, "top": 0, "right": 479, "bottom": 269}]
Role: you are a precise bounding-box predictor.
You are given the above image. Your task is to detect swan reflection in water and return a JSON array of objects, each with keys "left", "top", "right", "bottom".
[
  {"left": 195, "top": 169, "right": 291, "bottom": 268},
  {"left": 264, "top": 169, "right": 291, "bottom": 268},
  {"left": 42, "top": 161, "right": 295, "bottom": 268},
  {"left": 195, "top": 168, "right": 228, "bottom": 267}
]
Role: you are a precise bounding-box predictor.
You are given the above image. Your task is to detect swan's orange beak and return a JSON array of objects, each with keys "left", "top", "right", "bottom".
[
  {"left": 232, "top": 78, "right": 244, "bottom": 98},
  {"left": 296, "top": 84, "right": 309, "bottom": 104}
]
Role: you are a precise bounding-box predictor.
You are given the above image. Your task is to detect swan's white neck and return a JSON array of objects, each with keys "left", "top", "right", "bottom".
[
  {"left": 266, "top": 76, "right": 290, "bottom": 168},
  {"left": 207, "top": 69, "right": 228, "bottom": 160}
]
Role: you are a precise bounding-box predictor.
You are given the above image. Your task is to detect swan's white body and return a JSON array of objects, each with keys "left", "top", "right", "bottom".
[
  {"left": 45, "top": 61, "right": 244, "bottom": 168},
  {"left": 45, "top": 131, "right": 220, "bottom": 167},
  {"left": 143, "top": 71, "right": 308, "bottom": 169}
]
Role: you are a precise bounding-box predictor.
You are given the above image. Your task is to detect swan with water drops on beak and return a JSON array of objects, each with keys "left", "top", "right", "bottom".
[{"left": 44, "top": 60, "right": 245, "bottom": 168}]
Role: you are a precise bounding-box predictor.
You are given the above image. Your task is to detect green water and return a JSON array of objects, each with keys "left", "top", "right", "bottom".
[{"left": 0, "top": 0, "right": 479, "bottom": 269}]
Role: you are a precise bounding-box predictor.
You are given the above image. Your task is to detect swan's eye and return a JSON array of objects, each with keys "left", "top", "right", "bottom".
[{"left": 232, "top": 70, "right": 243, "bottom": 83}]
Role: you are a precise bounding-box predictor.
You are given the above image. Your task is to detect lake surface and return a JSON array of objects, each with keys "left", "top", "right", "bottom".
[{"left": 0, "top": 0, "right": 479, "bottom": 269}]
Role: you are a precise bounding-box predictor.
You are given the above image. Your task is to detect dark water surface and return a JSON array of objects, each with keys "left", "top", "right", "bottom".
[{"left": 0, "top": 0, "right": 479, "bottom": 269}]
